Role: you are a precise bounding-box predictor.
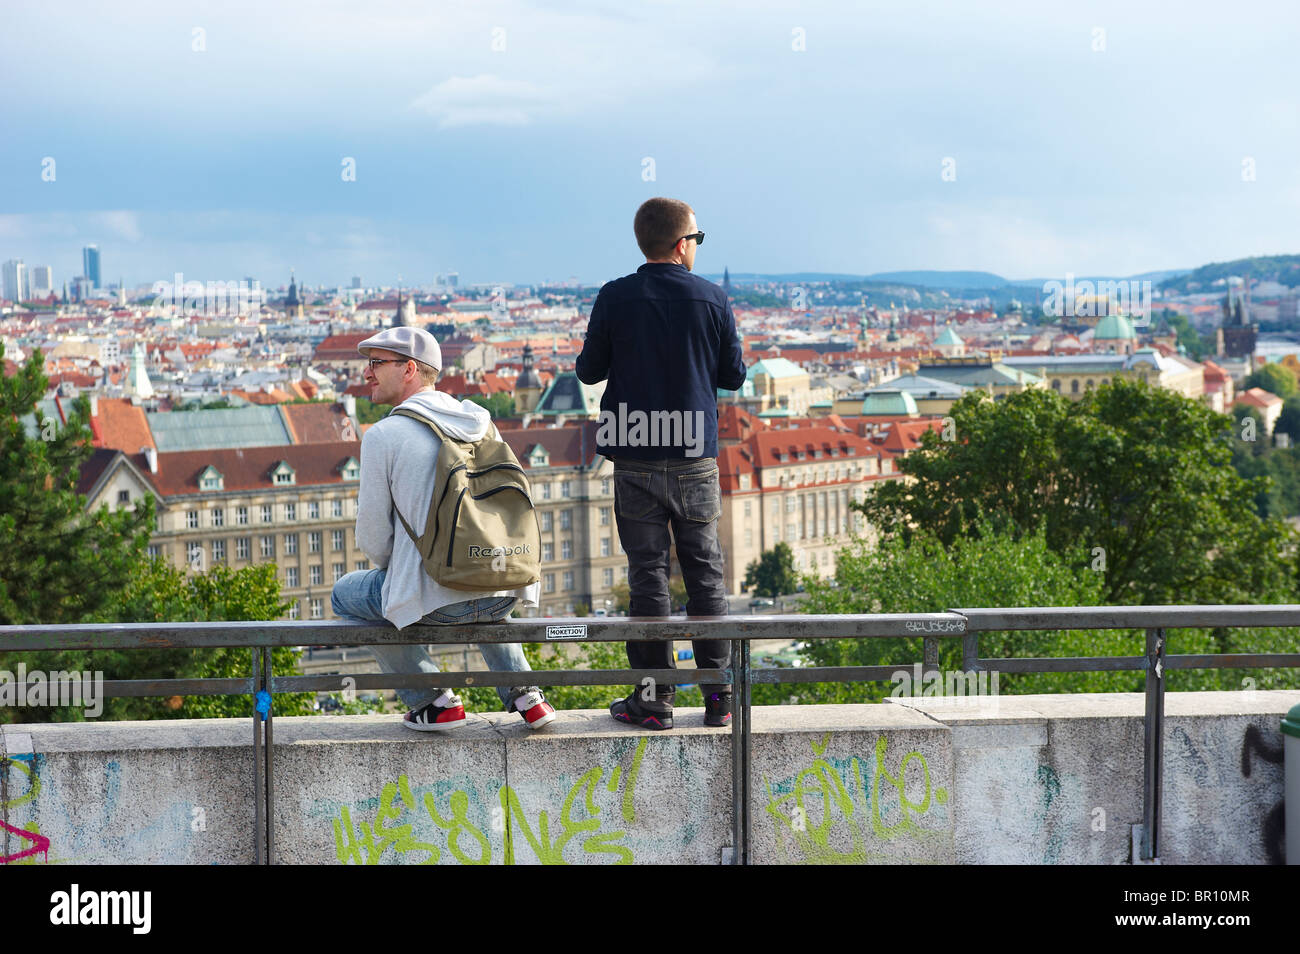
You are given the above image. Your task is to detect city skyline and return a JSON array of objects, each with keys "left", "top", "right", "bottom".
[{"left": 4, "top": 1, "right": 1299, "bottom": 288}]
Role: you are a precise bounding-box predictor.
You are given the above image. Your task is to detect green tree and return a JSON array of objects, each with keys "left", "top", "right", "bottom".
[
  {"left": 743, "top": 543, "right": 798, "bottom": 598},
  {"left": 1274, "top": 396, "right": 1300, "bottom": 442},
  {"left": 856, "top": 379, "right": 1297, "bottom": 607},
  {"left": 354, "top": 396, "right": 390, "bottom": 425},
  {"left": 1, "top": 558, "right": 315, "bottom": 722},
  {"left": 777, "top": 520, "right": 1297, "bottom": 705},
  {"left": 467, "top": 393, "right": 516, "bottom": 418},
  {"left": 1243, "top": 362, "right": 1297, "bottom": 399},
  {"left": 0, "top": 344, "right": 154, "bottom": 626}
]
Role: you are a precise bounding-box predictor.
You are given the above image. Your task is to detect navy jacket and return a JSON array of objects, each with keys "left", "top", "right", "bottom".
[{"left": 575, "top": 263, "right": 747, "bottom": 460}]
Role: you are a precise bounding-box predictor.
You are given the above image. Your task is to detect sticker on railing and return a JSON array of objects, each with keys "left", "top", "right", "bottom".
[
  {"left": 904, "top": 620, "right": 965, "bottom": 633},
  {"left": 546, "top": 624, "right": 587, "bottom": 640}
]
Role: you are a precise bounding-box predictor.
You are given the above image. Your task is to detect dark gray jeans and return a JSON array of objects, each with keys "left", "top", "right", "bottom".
[{"left": 613, "top": 456, "right": 731, "bottom": 712}]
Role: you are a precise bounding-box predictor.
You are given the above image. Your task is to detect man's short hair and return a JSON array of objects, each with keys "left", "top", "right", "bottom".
[
  {"left": 416, "top": 361, "right": 438, "bottom": 386},
  {"left": 634, "top": 197, "right": 695, "bottom": 259}
]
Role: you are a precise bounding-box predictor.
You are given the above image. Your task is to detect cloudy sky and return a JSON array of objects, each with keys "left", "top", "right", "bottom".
[{"left": 3, "top": 0, "right": 1298, "bottom": 290}]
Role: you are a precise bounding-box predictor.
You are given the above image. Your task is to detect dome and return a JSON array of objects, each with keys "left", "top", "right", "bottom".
[
  {"left": 1094, "top": 314, "right": 1137, "bottom": 340},
  {"left": 861, "top": 388, "right": 918, "bottom": 416}
]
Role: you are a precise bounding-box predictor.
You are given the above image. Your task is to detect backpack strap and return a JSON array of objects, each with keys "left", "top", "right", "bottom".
[{"left": 386, "top": 408, "right": 459, "bottom": 548}]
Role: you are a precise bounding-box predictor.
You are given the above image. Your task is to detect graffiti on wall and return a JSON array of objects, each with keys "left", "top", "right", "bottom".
[
  {"left": 762, "top": 733, "right": 950, "bottom": 864},
  {"left": 330, "top": 737, "right": 649, "bottom": 865},
  {"left": 1, "top": 755, "right": 50, "bottom": 864},
  {"left": 1240, "top": 724, "right": 1284, "bottom": 865}
]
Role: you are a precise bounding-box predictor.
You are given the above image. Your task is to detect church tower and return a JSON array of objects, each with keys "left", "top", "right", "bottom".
[
  {"left": 515, "top": 343, "right": 544, "bottom": 413},
  {"left": 285, "top": 271, "right": 304, "bottom": 320}
]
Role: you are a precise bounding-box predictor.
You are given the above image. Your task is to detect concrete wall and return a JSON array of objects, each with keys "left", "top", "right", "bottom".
[{"left": 2, "top": 691, "right": 1295, "bottom": 865}]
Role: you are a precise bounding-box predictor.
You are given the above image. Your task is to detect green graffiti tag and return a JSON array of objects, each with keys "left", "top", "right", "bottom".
[
  {"left": 332, "top": 738, "right": 647, "bottom": 865},
  {"left": 763, "top": 733, "right": 949, "bottom": 864}
]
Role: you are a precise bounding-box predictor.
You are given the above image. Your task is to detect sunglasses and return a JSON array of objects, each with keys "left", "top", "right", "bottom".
[
  {"left": 366, "top": 357, "right": 411, "bottom": 371},
  {"left": 678, "top": 231, "right": 705, "bottom": 246}
]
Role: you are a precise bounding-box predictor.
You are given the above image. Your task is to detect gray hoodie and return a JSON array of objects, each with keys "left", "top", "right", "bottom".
[{"left": 355, "top": 388, "right": 541, "bottom": 628}]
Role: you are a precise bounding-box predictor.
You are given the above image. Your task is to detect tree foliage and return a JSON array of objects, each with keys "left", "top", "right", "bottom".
[
  {"left": 743, "top": 542, "right": 798, "bottom": 598},
  {"left": 855, "top": 380, "right": 1298, "bottom": 607},
  {"left": 1243, "top": 362, "right": 1297, "bottom": 400}
]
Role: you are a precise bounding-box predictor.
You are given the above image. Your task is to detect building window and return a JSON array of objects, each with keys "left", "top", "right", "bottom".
[
  {"left": 309, "top": 532, "right": 321, "bottom": 553},
  {"left": 542, "top": 542, "right": 553, "bottom": 561},
  {"left": 540, "top": 511, "right": 553, "bottom": 532},
  {"left": 603, "top": 568, "right": 614, "bottom": 587},
  {"left": 261, "top": 504, "right": 273, "bottom": 523},
  {"left": 286, "top": 566, "right": 299, "bottom": 588},
  {"left": 332, "top": 529, "right": 345, "bottom": 551},
  {"left": 601, "top": 478, "right": 611, "bottom": 495},
  {"left": 544, "top": 573, "right": 555, "bottom": 593},
  {"left": 740, "top": 474, "right": 751, "bottom": 490},
  {"left": 786, "top": 498, "right": 796, "bottom": 513},
  {"left": 309, "top": 565, "right": 322, "bottom": 586},
  {"left": 146, "top": 544, "right": 160, "bottom": 558},
  {"left": 333, "top": 562, "right": 345, "bottom": 583},
  {"left": 745, "top": 528, "right": 753, "bottom": 546},
  {"left": 355, "top": 560, "right": 369, "bottom": 571},
  {"left": 541, "top": 482, "right": 552, "bottom": 500},
  {"left": 332, "top": 499, "right": 343, "bottom": 518},
  {"left": 562, "top": 571, "right": 574, "bottom": 591},
  {"left": 1085, "top": 379, "right": 1094, "bottom": 390},
  {"left": 308, "top": 501, "right": 320, "bottom": 520},
  {"left": 288, "top": 602, "right": 300, "bottom": 620},
  {"left": 260, "top": 535, "right": 275, "bottom": 559},
  {"left": 235, "top": 537, "right": 250, "bottom": 560},
  {"left": 621, "top": 566, "right": 628, "bottom": 580},
  {"left": 284, "top": 502, "right": 297, "bottom": 521},
  {"left": 1051, "top": 380, "right": 1061, "bottom": 391},
  {"left": 212, "top": 539, "right": 226, "bottom": 562},
  {"left": 744, "top": 501, "right": 752, "bottom": 517},
  {"left": 600, "top": 506, "right": 610, "bottom": 526},
  {"left": 236, "top": 506, "right": 248, "bottom": 525},
  {"left": 187, "top": 510, "right": 199, "bottom": 529},
  {"left": 310, "top": 599, "right": 322, "bottom": 620},
  {"left": 561, "top": 481, "right": 571, "bottom": 498},
  {"left": 561, "top": 539, "right": 573, "bottom": 559},
  {"left": 600, "top": 537, "right": 611, "bottom": 557},
  {"left": 284, "top": 533, "right": 298, "bottom": 555},
  {"left": 117, "top": 489, "right": 130, "bottom": 504},
  {"left": 1071, "top": 380, "right": 1079, "bottom": 394},
  {"left": 560, "top": 509, "right": 572, "bottom": 530},
  {"left": 212, "top": 507, "right": 225, "bottom": 527}
]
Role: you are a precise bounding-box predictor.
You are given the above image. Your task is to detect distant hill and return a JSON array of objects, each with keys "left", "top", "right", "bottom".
[
  {"left": 866, "top": 270, "right": 1009, "bottom": 288},
  {"left": 1158, "top": 255, "right": 1300, "bottom": 294}
]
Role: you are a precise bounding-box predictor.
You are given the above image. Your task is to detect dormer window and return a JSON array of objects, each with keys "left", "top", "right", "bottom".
[
  {"left": 272, "top": 461, "right": 296, "bottom": 485},
  {"left": 199, "top": 465, "right": 224, "bottom": 491},
  {"left": 339, "top": 456, "right": 360, "bottom": 481},
  {"left": 528, "top": 445, "right": 549, "bottom": 467}
]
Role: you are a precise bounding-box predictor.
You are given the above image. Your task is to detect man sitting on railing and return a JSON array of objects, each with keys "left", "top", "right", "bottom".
[
  {"left": 331, "top": 325, "right": 557, "bottom": 732},
  {"left": 576, "top": 197, "right": 747, "bottom": 730}
]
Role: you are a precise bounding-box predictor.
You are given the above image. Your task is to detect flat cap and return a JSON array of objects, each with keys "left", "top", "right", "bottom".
[{"left": 357, "top": 326, "right": 442, "bottom": 372}]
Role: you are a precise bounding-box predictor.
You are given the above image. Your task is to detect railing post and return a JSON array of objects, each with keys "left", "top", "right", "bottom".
[
  {"left": 1141, "top": 627, "right": 1166, "bottom": 862},
  {"left": 730, "top": 637, "right": 744, "bottom": 865},
  {"left": 251, "top": 647, "right": 264, "bottom": 865},
  {"left": 962, "top": 631, "right": 980, "bottom": 673},
  {"left": 741, "top": 638, "right": 752, "bottom": 866},
  {"left": 923, "top": 635, "right": 940, "bottom": 677},
  {"left": 263, "top": 646, "right": 275, "bottom": 866}
]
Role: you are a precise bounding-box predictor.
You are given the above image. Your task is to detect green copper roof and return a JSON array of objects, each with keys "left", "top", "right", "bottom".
[
  {"left": 748, "top": 357, "right": 807, "bottom": 379},
  {"left": 1094, "top": 314, "right": 1137, "bottom": 340}
]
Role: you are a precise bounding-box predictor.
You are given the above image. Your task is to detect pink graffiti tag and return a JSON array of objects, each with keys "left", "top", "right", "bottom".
[{"left": 0, "top": 820, "right": 50, "bottom": 864}]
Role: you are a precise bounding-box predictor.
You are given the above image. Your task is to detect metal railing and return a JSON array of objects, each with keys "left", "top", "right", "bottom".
[{"left": 2, "top": 605, "right": 1299, "bottom": 865}]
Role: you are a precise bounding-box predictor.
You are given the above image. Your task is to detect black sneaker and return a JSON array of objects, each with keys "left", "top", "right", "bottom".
[
  {"left": 609, "top": 694, "right": 673, "bottom": 731},
  {"left": 704, "top": 692, "right": 732, "bottom": 727}
]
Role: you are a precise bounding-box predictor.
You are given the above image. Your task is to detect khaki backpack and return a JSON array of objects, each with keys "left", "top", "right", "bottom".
[{"left": 390, "top": 409, "right": 541, "bottom": 591}]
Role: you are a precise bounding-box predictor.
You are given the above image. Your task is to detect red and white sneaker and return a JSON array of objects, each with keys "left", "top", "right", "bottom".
[
  {"left": 514, "top": 690, "right": 557, "bottom": 730},
  {"left": 403, "top": 696, "right": 467, "bottom": 732}
]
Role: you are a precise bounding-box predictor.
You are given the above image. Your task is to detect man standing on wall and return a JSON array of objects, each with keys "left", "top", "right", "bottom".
[{"left": 575, "top": 197, "right": 747, "bottom": 730}]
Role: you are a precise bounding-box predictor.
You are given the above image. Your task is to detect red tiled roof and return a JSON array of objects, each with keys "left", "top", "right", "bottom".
[
  {"left": 500, "top": 421, "right": 602, "bottom": 469},
  {"left": 1237, "top": 387, "right": 1283, "bottom": 409},
  {"left": 313, "top": 333, "right": 371, "bottom": 362},
  {"left": 150, "top": 441, "right": 361, "bottom": 496},
  {"left": 281, "top": 403, "right": 359, "bottom": 443},
  {"left": 92, "top": 397, "right": 155, "bottom": 453}
]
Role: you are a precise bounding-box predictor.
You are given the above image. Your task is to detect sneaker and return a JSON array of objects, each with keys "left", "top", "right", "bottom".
[
  {"left": 609, "top": 694, "right": 673, "bottom": 731},
  {"left": 704, "top": 692, "right": 732, "bottom": 727},
  {"left": 514, "top": 690, "right": 557, "bottom": 731},
  {"left": 403, "top": 697, "right": 467, "bottom": 732}
]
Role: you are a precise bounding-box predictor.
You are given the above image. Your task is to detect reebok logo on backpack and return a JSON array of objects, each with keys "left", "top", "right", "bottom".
[{"left": 389, "top": 410, "right": 541, "bottom": 591}]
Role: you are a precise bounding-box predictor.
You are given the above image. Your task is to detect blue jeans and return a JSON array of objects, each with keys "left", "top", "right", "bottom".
[
  {"left": 613, "top": 456, "right": 731, "bottom": 711},
  {"left": 330, "top": 568, "right": 537, "bottom": 711}
]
